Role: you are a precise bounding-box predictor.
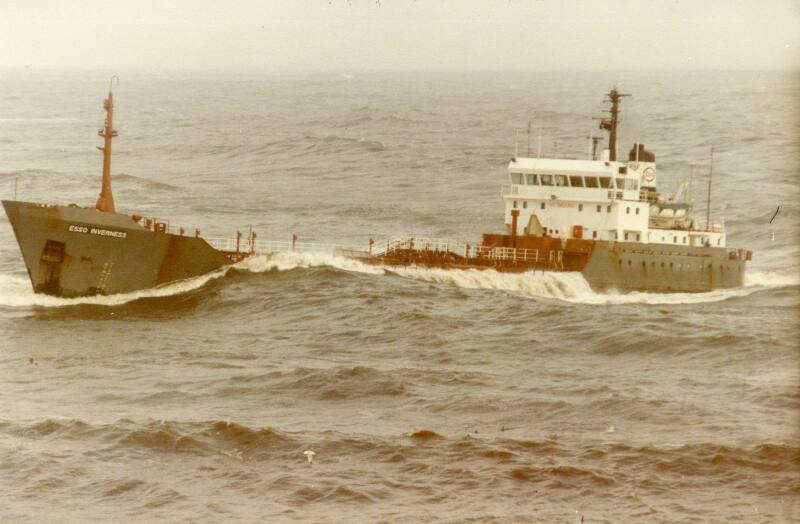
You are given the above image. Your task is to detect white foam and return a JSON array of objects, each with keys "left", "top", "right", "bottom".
[
  {"left": 0, "top": 248, "right": 795, "bottom": 308},
  {"left": 236, "top": 250, "right": 385, "bottom": 275},
  {"left": 0, "top": 268, "right": 229, "bottom": 308},
  {"left": 239, "top": 252, "right": 797, "bottom": 305}
]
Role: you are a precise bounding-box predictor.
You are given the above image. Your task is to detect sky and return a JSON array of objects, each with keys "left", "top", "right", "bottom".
[{"left": 1, "top": 0, "right": 798, "bottom": 71}]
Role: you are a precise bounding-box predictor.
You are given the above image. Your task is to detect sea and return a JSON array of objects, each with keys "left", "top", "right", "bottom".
[{"left": 0, "top": 69, "right": 798, "bottom": 523}]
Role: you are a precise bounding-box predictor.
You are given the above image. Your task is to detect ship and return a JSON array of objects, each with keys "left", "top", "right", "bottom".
[
  {"left": 347, "top": 88, "right": 751, "bottom": 292},
  {"left": 3, "top": 85, "right": 751, "bottom": 298},
  {"left": 2, "top": 81, "right": 257, "bottom": 298}
]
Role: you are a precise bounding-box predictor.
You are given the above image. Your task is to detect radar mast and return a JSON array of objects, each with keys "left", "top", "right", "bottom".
[{"left": 598, "top": 87, "right": 630, "bottom": 161}]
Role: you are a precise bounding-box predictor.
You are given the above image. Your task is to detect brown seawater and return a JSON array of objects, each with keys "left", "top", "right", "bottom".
[{"left": 0, "top": 69, "right": 798, "bottom": 522}]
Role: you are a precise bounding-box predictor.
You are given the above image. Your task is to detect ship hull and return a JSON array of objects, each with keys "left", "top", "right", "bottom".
[
  {"left": 582, "top": 240, "right": 745, "bottom": 292},
  {"left": 2, "top": 200, "right": 232, "bottom": 298},
  {"left": 351, "top": 234, "right": 747, "bottom": 293}
]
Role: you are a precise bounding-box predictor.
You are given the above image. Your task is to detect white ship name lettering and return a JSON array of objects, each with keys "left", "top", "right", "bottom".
[{"left": 68, "top": 224, "right": 127, "bottom": 238}]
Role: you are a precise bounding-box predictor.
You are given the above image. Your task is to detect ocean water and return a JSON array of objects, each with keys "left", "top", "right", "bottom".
[{"left": 0, "top": 69, "right": 798, "bottom": 522}]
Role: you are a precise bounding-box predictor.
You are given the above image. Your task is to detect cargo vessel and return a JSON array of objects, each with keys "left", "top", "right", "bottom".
[
  {"left": 3, "top": 85, "right": 751, "bottom": 298},
  {"left": 2, "top": 82, "right": 256, "bottom": 298},
  {"left": 348, "top": 89, "right": 751, "bottom": 292}
]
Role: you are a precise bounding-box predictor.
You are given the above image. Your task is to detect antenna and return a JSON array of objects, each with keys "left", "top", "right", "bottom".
[
  {"left": 527, "top": 120, "right": 531, "bottom": 156},
  {"left": 95, "top": 76, "right": 119, "bottom": 213},
  {"left": 688, "top": 163, "right": 694, "bottom": 204},
  {"left": 537, "top": 128, "right": 542, "bottom": 158},
  {"left": 706, "top": 147, "right": 714, "bottom": 230},
  {"left": 514, "top": 132, "right": 518, "bottom": 158}
]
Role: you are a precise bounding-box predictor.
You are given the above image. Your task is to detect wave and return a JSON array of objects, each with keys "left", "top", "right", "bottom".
[
  {"left": 1, "top": 247, "right": 795, "bottom": 309},
  {"left": 302, "top": 133, "right": 385, "bottom": 153},
  {"left": 0, "top": 268, "right": 229, "bottom": 308}
]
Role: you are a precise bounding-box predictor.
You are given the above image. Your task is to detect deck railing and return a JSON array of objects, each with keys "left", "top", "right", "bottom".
[{"left": 202, "top": 234, "right": 545, "bottom": 265}]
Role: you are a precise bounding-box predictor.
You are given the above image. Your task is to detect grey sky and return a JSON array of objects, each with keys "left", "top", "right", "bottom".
[{"left": 1, "top": 0, "right": 798, "bottom": 70}]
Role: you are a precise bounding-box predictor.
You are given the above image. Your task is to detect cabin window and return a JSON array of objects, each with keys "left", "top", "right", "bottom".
[
  {"left": 619, "top": 166, "right": 628, "bottom": 175},
  {"left": 578, "top": 204, "right": 583, "bottom": 211},
  {"left": 717, "top": 238, "right": 721, "bottom": 246},
  {"left": 540, "top": 174, "right": 553, "bottom": 186},
  {"left": 585, "top": 177, "right": 599, "bottom": 188},
  {"left": 523, "top": 201, "right": 528, "bottom": 208},
  {"left": 626, "top": 207, "right": 630, "bottom": 214},
  {"left": 540, "top": 202, "right": 546, "bottom": 210},
  {"left": 599, "top": 177, "right": 612, "bottom": 188},
  {"left": 511, "top": 173, "right": 523, "bottom": 184},
  {"left": 592, "top": 231, "right": 597, "bottom": 239},
  {"left": 635, "top": 207, "right": 640, "bottom": 215},
  {"left": 628, "top": 260, "right": 632, "bottom": 266},
  {"left": 569, "top": 176, "right": 584, "bottom": 187},
  {"left": 673, "top": 236, "right": 677, "bottom": 243},
  {"left": 596, "top": 205, "right": 601, "bottom": 212},
  {"left": 513, "top": 201, "right": 518, "bottom": 208},
  {"left": 683, "top": 237, "right": 687, "bottom": 243},
  {"left": 636, "top": 234, "right": 640, "bottom": 241},
  {"left": 554, "top": 175, "right": 568, "bottom": 187},
  {"left": 624, "top": 232, "right": 629, "bottom": 240},
  {"left": 526, "top": 173, "right": 537, "bottom": 185},
  {"left": 615, "top": 178, "right": 626, "bottom": 189},
  {"left": 607, "top": 205, "right": 611, "bottom": 213}
]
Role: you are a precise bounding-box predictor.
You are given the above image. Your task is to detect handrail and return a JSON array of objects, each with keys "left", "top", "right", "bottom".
[{"left": 201, "top": 234, "right": 553, "bottom": 266}]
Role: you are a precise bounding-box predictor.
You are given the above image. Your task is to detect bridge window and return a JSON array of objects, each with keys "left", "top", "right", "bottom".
[
  {"left": 541, "top": 202, "right": 546, "bottom": 210},
  {"left": 526, "top": 173, "right": 537, "bottom": 185},
  {"left": 585, "top": 177, "right": 599, "bottom": 188},
  {"left": 615, "top": 178, "right": 626, "bottom": 189},
  {"left": 619, "top": 166, "right": 628, "bottom": 174},
  {"left": 554, "top": 175, "right": 568, "bottom": 186},
  {"left": 569, "top": 176, "right": 584, "bottom": 187},
  {"left": 540, "top": 174, "right": 553, "bottom": 186},
  {"left": 511, "top": 173, "right": 522, "bottom": 184},
  {"left": 599, "top": 177, "right": 612, "bottom": 188},
  {"left": 625, "top": 179, "right": 638, "bottom": 190}
]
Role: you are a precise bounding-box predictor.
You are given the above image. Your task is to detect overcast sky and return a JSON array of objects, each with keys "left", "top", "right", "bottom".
[{"left": 1, "top": 0, "right": 798, "bottom": 71}]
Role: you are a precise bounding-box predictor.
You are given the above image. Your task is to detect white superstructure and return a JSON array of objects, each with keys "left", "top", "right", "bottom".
[{"left": 503, "top": 150, "right": 725, "bottom": 249}]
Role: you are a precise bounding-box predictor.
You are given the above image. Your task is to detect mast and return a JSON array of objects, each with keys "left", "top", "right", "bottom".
[
  {"left": 706, "top": 146, "right": 714, "bottom": 230},
  {"left": 599, "top": 87, "right": 630, "bottom": 161},
  {"left": 95, "top": 76, "right": 119, "bottom": 213}
]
